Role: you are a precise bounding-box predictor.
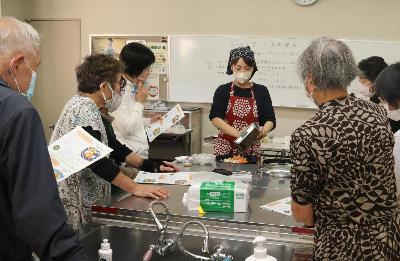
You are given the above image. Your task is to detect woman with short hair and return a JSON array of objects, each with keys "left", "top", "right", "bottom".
[
  {"left": 111, "top": 42, "right": 162, "bottom": 159},
  {"left": 291, "top": 36, "right": 400, "bottom": 260},
  {"left": 358, "top": 56, "right": 388, "bottom": 103},
  {"left": 51, "top": 54, "right": 169, "bottom": 230}
]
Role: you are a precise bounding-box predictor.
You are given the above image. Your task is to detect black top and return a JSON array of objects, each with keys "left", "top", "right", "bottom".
[
  {"left": 390, "top": 119, "right": 400, "bottom": 133},
  {"left": 81, "top": 116, "right": 133, "bottom": 183},
  {"left": 83, "top": 116, "right": 162, "bottom": 180},
  {"left": 0, "top": 80, "right": 86, "bottom": 260},
  {"left": 209, "top": 82, "right": 276, "bottom": 129},
  {"left": 370, "top": 94, "right": 380, "bottom": 104}
]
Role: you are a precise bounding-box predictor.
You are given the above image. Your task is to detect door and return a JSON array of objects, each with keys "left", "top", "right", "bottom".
[{"left": 28, "top": 19, "right": 81, "bottom": 142}]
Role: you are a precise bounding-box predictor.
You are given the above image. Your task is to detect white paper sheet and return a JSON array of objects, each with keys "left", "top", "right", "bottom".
[
  {"left": 48, "top": 126, "right": 113, "bottom": 183},
  {"left": 260, "top": 197, "right": 292, "bottom": 216},
  {"left": 145, "top": 104, "right": 185, "bottom": 142},
  {"left": 134, "top": 171, "right": 193, "bottom": 185}
]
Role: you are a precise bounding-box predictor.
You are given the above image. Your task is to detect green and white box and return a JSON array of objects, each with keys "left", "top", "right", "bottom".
[{"left": 187, "top": 180, "right": 249, "bottom": 213}]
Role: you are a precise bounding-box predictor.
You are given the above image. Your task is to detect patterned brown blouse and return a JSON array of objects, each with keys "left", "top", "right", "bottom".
[{"left": 290, "top": 95, "right": 400, "bottom": 260}]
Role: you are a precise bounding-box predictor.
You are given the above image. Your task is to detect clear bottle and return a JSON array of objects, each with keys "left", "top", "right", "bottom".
[
  {"left": 98, "top": 239, "right": 112, "bottom": 261},
  {"left": 245, "top": 236, "right": 277, "bottom": 261}
]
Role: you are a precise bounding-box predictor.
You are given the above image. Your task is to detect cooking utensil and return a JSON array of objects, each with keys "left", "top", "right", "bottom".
[{"left": 234, "top": 123, "right": 260, "bottom": 150}]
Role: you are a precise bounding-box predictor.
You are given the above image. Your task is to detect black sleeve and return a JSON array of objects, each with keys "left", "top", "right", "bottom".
[
  {"left": 209, "top": 84, "right": 230, "bottom": 121},
  {"left": 255, "top": 85, "right": 276, "bottom": 129},
  {"left": 5, "top": 109, "right": 87, "bottom": 260},
  {"left": 101, "top": 117, "right": 132, "bottom": 165},
  {"left": 81, "top": 126, "right": 119, "bottom": 183}
]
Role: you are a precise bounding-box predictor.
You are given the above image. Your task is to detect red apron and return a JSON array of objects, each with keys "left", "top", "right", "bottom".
[{"left": 214, "top": 82, "right": 260, "bottom": 156}]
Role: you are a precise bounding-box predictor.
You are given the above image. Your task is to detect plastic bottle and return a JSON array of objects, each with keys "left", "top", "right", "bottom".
[
  {"left": 245, "top": 236, "right": 277, "bottom": 261},
  {"left": 98, "top": 239, "right": 112, "bottom": 261}
]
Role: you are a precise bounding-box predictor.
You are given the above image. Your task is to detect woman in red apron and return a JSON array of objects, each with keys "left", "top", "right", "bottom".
[{"left": 210, "top": 46, "right": 276, "bottom": 157}]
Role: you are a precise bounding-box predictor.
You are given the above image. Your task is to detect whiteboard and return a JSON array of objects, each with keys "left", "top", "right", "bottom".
[{"left": 168, "top": 35, "right": 400, "bottom": 108}]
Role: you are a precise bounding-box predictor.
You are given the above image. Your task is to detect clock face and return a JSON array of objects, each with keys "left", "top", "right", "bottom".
[{"left": 294, "top": 0, "right": 318, "bottom": 6}]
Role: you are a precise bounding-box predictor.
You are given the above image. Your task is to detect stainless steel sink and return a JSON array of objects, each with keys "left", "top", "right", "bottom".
[
  {"left": 260, "top": 163, "right": 291, "bottom": 178},
  {"left": 80, "top": 225, "right": 294, "bottom": 260}
]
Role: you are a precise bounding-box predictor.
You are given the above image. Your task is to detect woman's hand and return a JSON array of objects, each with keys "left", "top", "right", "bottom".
[
  {"left": 132, "top": 184, "right": 169, "bottom": 199},
  {"left": 135, "top": 81, "right": 149, "bottom": 104},
  {"left": 257, "top": 121, "right": 274, "bottom": 140},
  {"left": 159, "top": 161, "right": 181, "bottom": 172},
  {"left": 150, "top": 114, "right": 163, "bottom": 123},
  {"left": 257, "top": 125, "right": 269, "bottom": 140}
]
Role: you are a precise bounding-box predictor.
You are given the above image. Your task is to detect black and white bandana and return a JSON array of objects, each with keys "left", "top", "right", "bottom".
[{"left": 226, "top": 46, "right": 258, "bottom": 75}]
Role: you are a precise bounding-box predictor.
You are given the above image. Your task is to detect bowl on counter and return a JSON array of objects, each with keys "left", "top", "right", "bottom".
[
  {"left": 175, "top": 156, "right": 194, "bottom": 167},
  {"left": 175, "top": 156, "right": 192, "bottom": 163}
]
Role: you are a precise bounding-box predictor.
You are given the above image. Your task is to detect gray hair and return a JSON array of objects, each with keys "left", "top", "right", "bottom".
[
  {"left": 297, "top": 36, "right": 359, "bottom": 89},
  {"left": 0, "top": 16, "right": 40, "bottom": 58}
]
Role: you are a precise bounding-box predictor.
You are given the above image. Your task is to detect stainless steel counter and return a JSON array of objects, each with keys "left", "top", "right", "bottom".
[
  {"left": 112, "top": 163, "right": 301, "bottom": 227},
  {"left": 89, "top": 162, "right": 314, "bottom": 260},
  {"left": 96, "top": 162, "right": 305, "bottom": 229}
]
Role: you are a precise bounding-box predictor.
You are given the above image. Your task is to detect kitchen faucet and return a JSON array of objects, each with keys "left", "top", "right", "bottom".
[
  {"left": 177, "top": 221, "right": 233, "bottom": 261},
  {"left": 143, "top": 201, "right": 176, "bottom": 260},
  {"left": 144, "top": 201, "right": 234, "bottom": 261}
]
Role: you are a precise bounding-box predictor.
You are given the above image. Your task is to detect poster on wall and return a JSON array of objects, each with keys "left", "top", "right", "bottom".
[
  {"left": 146, "top": 74, "right": 160, "bottom": 100},
  {"left": 147, "top": 42, "right": 168, "bottom": 74},
  {"left": 91, "top": 37, "right": 126, "bottom": 59}
]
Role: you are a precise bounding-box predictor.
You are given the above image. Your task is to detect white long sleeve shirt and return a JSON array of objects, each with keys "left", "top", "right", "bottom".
[{"left": 111, "top": 87, "right": 150, "bottom": 159}]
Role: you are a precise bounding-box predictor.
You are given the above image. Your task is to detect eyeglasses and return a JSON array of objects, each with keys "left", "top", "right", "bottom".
[{"left": 119, "top": 76, "right": 127, "bottom": 94}]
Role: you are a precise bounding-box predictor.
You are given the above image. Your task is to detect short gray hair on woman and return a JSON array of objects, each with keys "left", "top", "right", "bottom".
[
  {"left": 297, "top": 36, "right": 359, "bottom": 89},
  {"left": 0, "top": 16, "right": 40, "bottom": 58}
]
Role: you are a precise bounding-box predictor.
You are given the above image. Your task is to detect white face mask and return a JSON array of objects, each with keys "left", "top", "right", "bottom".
[
  {"left": 358, "top": 82, "right": 374, "bottom": 99},
  {"left": 384, "top": 102, "right": 400, "bottom": 121},
  {"left": 101, "top": 82, "right": 122, "bottom": 112},
  {"left": 358, "top": 86, "right": 373, "bottom": 98},
  {"left": 233, "top": 71, "right": 252, "bottom": 84}
]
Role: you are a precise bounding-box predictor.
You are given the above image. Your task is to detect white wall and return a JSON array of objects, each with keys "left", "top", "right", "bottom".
[
  {"left": 1, "top": 0, "right": 26, "bottom": 19},
  {"left": 13, "top": 0, "right": 400, "bottom": 146}
]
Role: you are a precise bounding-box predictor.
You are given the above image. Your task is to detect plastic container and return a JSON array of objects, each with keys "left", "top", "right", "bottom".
[
  {"left": 245, "top": 236, "right": 277, "bottom": 261},
  {"left": 191, "top": 153, "right": 216, "bottom": 165},
  {"left": 186, "top": 177, "right": 249, "bottom": 213},
  {"left": 98, "top": 239, "right": 112, "bottom": 261}
]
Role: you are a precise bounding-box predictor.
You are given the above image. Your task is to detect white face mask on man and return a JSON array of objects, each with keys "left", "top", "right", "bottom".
[
  {"left": 384, "top": 102, "right": 400, "bottom": 121},
  {"left": 101, "top": 82, "right": 122, "bottom": 112},
  {"left": 233, "top": 71, "right": 252, "bottom": 84}
]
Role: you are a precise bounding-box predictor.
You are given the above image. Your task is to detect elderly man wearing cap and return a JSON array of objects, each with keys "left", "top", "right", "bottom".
[
  {"left": 0, "top": 17, "right": 86, "bottom": 260},
  {"left": 209, "top": 46, "right": 276, "bottom": 158}
]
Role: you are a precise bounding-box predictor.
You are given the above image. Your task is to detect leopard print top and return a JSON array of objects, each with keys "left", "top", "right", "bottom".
[{"left": 290, "top": 95, "right": 400, "bottom": 260}]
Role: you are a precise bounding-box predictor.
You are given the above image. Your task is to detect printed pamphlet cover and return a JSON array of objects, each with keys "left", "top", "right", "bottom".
[
  {"left": 134, "top": 171, "right": 193, "bottom": 185},
  {"left": 145, "top": 104, "right": 185, "bottom": 142},
  {"left": 48, "top": 126, "right": 113, "bottom": 183}
]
